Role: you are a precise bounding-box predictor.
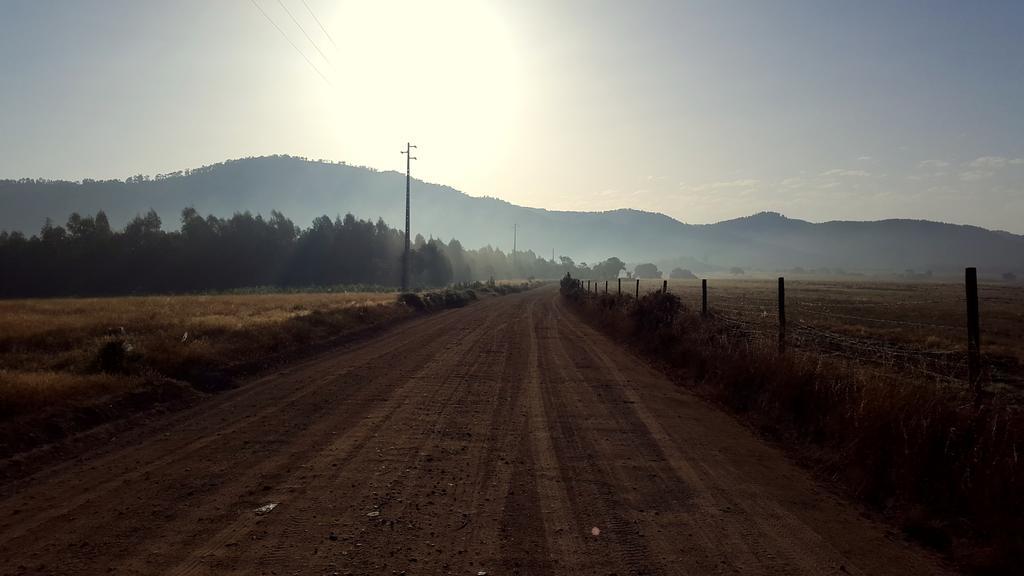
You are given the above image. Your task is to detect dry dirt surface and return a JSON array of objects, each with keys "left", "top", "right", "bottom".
[{"left": 0, "top": 286, "right": 954, "bottom": 575}]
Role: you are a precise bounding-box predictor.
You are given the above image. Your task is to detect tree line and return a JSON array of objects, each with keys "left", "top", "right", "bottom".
[{"left": 0, "top": 208, "right": 630, "bottom": 297}]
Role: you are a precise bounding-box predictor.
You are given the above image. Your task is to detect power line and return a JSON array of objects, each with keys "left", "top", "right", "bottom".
[
  {"left": 301, "top": 0, "right": 337, "bottom": 48},
  {"left": 249, "top": 0, "right": 331, "bottom": 86},
  {"left": 276, "top": 0, "right": 332, "bottom": 65}
]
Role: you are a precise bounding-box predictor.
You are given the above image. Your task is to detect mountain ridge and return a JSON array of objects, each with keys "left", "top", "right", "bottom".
[{"left": 2, "top": 155, "right": 1021, "bottom": 275}]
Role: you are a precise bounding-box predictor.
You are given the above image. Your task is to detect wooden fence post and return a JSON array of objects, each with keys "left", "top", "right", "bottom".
[
  {"left": 701, "top": 279, "right": 707, "bottom": 317},
  {"left": 662, "top": 280, "right": 667, "bottom": 294},
  {"left": 966, "top": 267, "right": 981, "bottom": 391},
  {"left": 635, "top": 279, "right": 640, "bottom": 300},
  {"left": 778, "top": 277, "right": 786, "bottom": 354},
  {"left": 587, "top": 280, "right": 590, "bottom": 293},
  {"left": 605, "top": 280, "right": 608, "bottom": 294},
  {"left": 618, "top": 278, "right": 621, "bottom": 296}
]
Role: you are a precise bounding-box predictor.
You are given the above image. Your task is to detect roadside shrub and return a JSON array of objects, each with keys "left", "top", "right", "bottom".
[
  {"left": 94, "top": 338, "right": 134, "bottom": 373},
  {"left": 595, "top": 293, "right": 616, "bottom": 309},
  {"left": 442, "top": 289, "right": 469, "bottom": 308},
  {"left": 631, "top": 291, "right": 682, "bottom": 332},
  {"left": 399, "top": 289, "right": 480, "bottom": 311},
  {"left": 422, "top": 292, "right": 444, "bottom": 309},
  {"left": 398, "top": 292, "right": 426, "bottom": 311},
  {"left": 560, "top": 273, "right": 584, "bottom": 301}
]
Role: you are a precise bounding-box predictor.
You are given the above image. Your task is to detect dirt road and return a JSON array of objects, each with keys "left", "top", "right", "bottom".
[{"left": 0, "top": 286, "right": 951, "bottom": 575}]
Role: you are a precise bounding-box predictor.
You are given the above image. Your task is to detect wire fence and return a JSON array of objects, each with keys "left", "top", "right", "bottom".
[
  {"left": 586, "top": 276, "right": 1023, "bottom": 389},
  {"left": 700, "top": 307, "right": 978, "bottom": 384}
]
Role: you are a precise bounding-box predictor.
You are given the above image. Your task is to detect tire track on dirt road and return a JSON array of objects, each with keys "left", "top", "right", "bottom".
[
  {"left": 535, "top": 298, "right": 668, "bottom": 575},
  {"left": 163, "top": 297, "right": 516, "bottom": 569},
  {"left": 549, "top": 295, "right": 836, "bottom": 573},
  {"left": 241, "top": 297, "right": 521, "bottom": 575}
]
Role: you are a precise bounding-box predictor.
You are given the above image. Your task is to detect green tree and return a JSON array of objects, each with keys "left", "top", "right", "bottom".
[
  {"left": 592, "top": 257, "right": 626, "bottom": 279},
  {"left": 634, "top": 263, "right": 661, "bottom": 279}
]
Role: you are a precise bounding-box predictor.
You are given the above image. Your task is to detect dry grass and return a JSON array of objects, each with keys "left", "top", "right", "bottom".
[
  {"left": 0, "top": 292, "right": 400, "bottom": 421},
  {"left": 0, "top": 371, "right": 143, "bottom": 416},
  {"left": 0, "top": 292, "right": 394, "bottom": 344}
]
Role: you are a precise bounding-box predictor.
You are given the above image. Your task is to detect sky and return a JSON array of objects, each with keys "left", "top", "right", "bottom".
[{"left": 1, "top": 0, "right": 1023, "bottom": 232}]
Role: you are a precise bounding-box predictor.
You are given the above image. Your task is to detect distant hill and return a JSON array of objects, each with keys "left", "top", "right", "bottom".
[{"left": 2, "top": 155, "right": 1022, "bottom": 276}]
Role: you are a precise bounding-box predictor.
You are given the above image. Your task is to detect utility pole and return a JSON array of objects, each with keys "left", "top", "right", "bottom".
[
  {"left": 400, "top": 142, "right": 417, "bottom": 291},
  {"left": 966, "top": 267, "right": 981, "bottom": 391},
  {"left": 512, "top": 224, "right": 517, "bottom": 274},
  {"left": 778, "top": 277, "right": 786, "bottom": 354}
]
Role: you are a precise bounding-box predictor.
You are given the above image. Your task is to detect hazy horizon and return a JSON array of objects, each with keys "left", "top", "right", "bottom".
[{"left": 2, "top": 0, "right": 1023, "bottom": 232}]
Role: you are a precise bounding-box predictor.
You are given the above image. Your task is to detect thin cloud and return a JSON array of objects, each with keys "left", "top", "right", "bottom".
[
  {"left": 968, "top": 156, "right": 1009, "bottom": 169},
  {"left": 918, "top": 159, "right": 949, "bottom": 169},
  {"left": 959, "top": 170, "right": 994, "bottom": 181},
  {"left": 678, "top": 179, "right": 760, "bottom": 192},
  {"left": 821, "top": 168, "right": 871, "bottom": 177}
]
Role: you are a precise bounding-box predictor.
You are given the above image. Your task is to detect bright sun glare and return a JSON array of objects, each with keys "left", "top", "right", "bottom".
[{"left": 320, "top": 1, "right": 525, "bottom": 176}]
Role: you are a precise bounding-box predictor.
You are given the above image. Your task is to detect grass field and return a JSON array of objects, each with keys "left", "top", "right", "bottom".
[
  {"left": 0, "top": 292, "right": 402, "bottom": 420},
  {"left": 612, "top": 277, "right": 1024, "bottom": 390}
]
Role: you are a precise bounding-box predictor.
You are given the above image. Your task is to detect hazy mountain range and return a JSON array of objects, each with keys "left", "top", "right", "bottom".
[{"left": 2, "top": 155, "right": 1021, "bottom": 276}]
